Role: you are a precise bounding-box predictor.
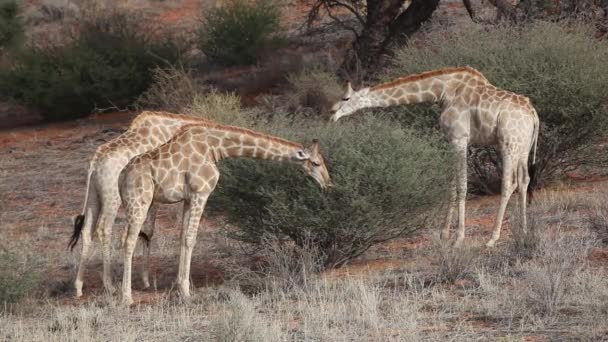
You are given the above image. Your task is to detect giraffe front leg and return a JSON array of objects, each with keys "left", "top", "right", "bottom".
[
  {"left": 177, "top": 193, "right": 210, "bottom": 300},
  {"left": 486, "top": 156, "right": 517, "bottom": 248},
  {"left": 141, "top": 203, "right": 158, "bottom": 290},
  {"left": 120, "top": 189, "right": 152, "bottom": 306}
]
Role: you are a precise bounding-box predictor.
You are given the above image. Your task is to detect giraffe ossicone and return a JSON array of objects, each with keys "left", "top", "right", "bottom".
[
  {"left": 330, "top": 66, "right": 540, "bottom": 247},
  {"left": 119, "top": 123, "right": 331, "bottom": 305}
]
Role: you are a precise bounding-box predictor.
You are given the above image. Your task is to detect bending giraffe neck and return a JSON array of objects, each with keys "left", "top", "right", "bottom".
[
  {"left": 185, "top": 124, "right": 304, "bottom": 162},
  {"left": 367, "top": 66, "right": 489, "bottom": 107}
]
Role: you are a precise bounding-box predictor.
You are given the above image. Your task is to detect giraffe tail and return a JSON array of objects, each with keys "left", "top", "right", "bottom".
[
  {"left": 527, "top": 112, "right": 540, "bottom": 203},
  {"left": 68, "top": 161, "right": 95, "bottom": 251}
]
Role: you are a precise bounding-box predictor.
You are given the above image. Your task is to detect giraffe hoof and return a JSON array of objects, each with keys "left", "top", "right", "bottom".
[
  {"left": 453, "top": 238, "right": 464, "bottom": 248},
  {"left": 485, "top": 240, "right": 497, "bottom": 248},
  {"left": 121, "top": 296, "right": 134, "bottom": 307}
]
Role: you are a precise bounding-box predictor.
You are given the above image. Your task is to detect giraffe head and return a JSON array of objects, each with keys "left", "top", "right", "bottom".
[
  {"left": 330, "top": 82, "right": 371, "bottom": 122},
  {"left": 294, "top": 139, "right": 332, "bottom": 189}
]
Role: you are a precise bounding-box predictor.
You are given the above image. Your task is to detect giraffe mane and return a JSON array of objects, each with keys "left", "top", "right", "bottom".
[
  {"left": 371, "top": 66, "right": 488, "bottom": 91},
  {"left": 131, "top": 111, "right": 213, "bottom": 127},
  {"left": 174, "top": 123, "right": 304, "bottom": 149}
]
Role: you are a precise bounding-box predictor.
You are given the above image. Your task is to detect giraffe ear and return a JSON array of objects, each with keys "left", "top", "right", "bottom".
[{"left": 346, "top": 82, "right": 354, "bottom": 96}]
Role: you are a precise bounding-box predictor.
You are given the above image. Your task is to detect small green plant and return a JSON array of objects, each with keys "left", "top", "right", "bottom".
[
  {"left": 0, "top": 0, "right": 24, "bottom": 50},
  {"left": 0, "top": 9, "right": 181, "bottom": 121},
  {"left": 0, "top": 247, "right": 39, "bottom": 306},
  {"left": 209, "top": 115, "right": 455, "bottom": 268},
  {"left": 199, "top": 0, "right": 284, "bottom": 66}
]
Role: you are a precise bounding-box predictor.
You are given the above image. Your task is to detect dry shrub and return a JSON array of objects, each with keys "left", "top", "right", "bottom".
[
  {"left": 587, "top": 193, "right": 608, "bottom": 244},
  {"left": 184, "top": 90, "right": 247, "bottom": 125},
  {"left": 509, "top": 208, "right": 545, "bottom": 260},
  {"left": 210, "top": 290, "right": 285, "bottom": 342},
  {"left": 285, "top": 65, "right": 343, "bottom": 116},
  {"left": 221, "top": 238, "right": 324, "bottom": 294},
  {"left": 433, "top": 242, "right": 481, "bottom": 284},
  {"left": 518, "top": 228, "right": 595, "bottom": 320},
  {"left": 134, "top": 66, "right": 208, "bottom": 113}
]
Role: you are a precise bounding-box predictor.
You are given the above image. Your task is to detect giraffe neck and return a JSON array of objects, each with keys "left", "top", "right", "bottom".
[
  {"left": 202, "top": 126, "right": 304, "bottom": 162},
  {"left": 367, "top": 68, "right": 488, "bottom": 108},
  {"left": 120, "top": 112, "right": 214, "bottom": 157}
]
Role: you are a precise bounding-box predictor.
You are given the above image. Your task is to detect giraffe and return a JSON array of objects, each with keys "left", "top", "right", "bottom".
[
  {"left": 330, "top": 66, "right": 539, "bottom": 247},
  {"left": 69, "top": 111, "right": 213, "bottom": 297},
  {"left": 119, "top": 123, "right": 332, "bottom": 305}
]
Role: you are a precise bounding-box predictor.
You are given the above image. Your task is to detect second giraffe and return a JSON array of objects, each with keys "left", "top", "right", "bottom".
[{"left": 330, "top": 66, "right": 539, "bottom": 247}]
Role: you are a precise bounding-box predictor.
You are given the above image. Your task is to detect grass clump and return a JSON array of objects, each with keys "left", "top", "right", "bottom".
[
  {"left": 0, "top": 246, "right": 39, "bottom": 306},
  {"left": 0, "top": 8, "right": 181, "bottom": 121},
  {"left": 387, "top": 22, "right": 608, "bottom": 193},
  {"left": 199, "top": 0, "right": 284, "bottom": 66},
  {"left": 210, "top": 115, "right": 455, "bottom": 268}
]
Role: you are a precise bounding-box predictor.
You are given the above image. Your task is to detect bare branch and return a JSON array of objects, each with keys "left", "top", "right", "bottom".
[
  {"left": 325, "top": 0, "right": 366, "bottom": 26},
  {"left": 322, "top": 1, "right": 360, "bottom": 36}
]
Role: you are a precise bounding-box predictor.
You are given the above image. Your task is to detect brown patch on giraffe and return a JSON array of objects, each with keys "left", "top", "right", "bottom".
[
  {"left": 406, "top": 94, "right": 420, "bottom": 103},
  {"left": 241, "top": 146, "right": 256, "bottom": 158},
  {"left": 430, "top": 83, "right": 443, "bottom": 97},
  {"left": 194, "top": 141, "right": 209, "bottom": 154},
  {"left": 225, "top": 146, "right": 241, "bottom": 156},
  {"left": 206, "top": 135, "right": 221, "bottom": 147},
  {"left": 199, "top": 166, "right": 217, "bottom": 180}
]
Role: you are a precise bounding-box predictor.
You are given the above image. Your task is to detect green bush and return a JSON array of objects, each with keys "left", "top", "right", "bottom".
[
  {"left": 0, "top": 10, "right": 181, "bottom": 121},
  {"left": 0, "top": 247, "right": 39, "bottom": 306},
  {"left": 199, "top": 0, "right": 284, "bottom": 66},
  {"left": 209, "top": 115, "right": 455, "bottom": 268},
  {"left": 0, "top": 0, "right": 23, "bottom": 50},
  {"left": 385, "top": 22, "right": 608, "bottom": 192}
]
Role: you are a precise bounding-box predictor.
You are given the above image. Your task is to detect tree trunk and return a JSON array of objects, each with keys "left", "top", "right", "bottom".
[{"left": 339, "top": 0, "right": 440, "bottom": 83}]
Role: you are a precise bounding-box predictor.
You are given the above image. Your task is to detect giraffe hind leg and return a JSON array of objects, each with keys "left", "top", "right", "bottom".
[
  {"left": 516, "top": 158, "right": 530, "bottom": 235},
  {"left": 486, "top": 155, "right": 517, "bottom": 248}
]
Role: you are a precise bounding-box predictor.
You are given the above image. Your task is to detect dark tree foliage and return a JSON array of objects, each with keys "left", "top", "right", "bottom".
[{"left": 306, "top": 0, "right": 440, "bottom": 83}]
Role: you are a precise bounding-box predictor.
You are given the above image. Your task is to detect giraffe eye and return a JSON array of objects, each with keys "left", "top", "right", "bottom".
[
  {"left": 342, "top": 97, "right": 350, "bottom": 101},
  {"left": 311, "top": 161, "right": 321, "bottom": 167}
]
